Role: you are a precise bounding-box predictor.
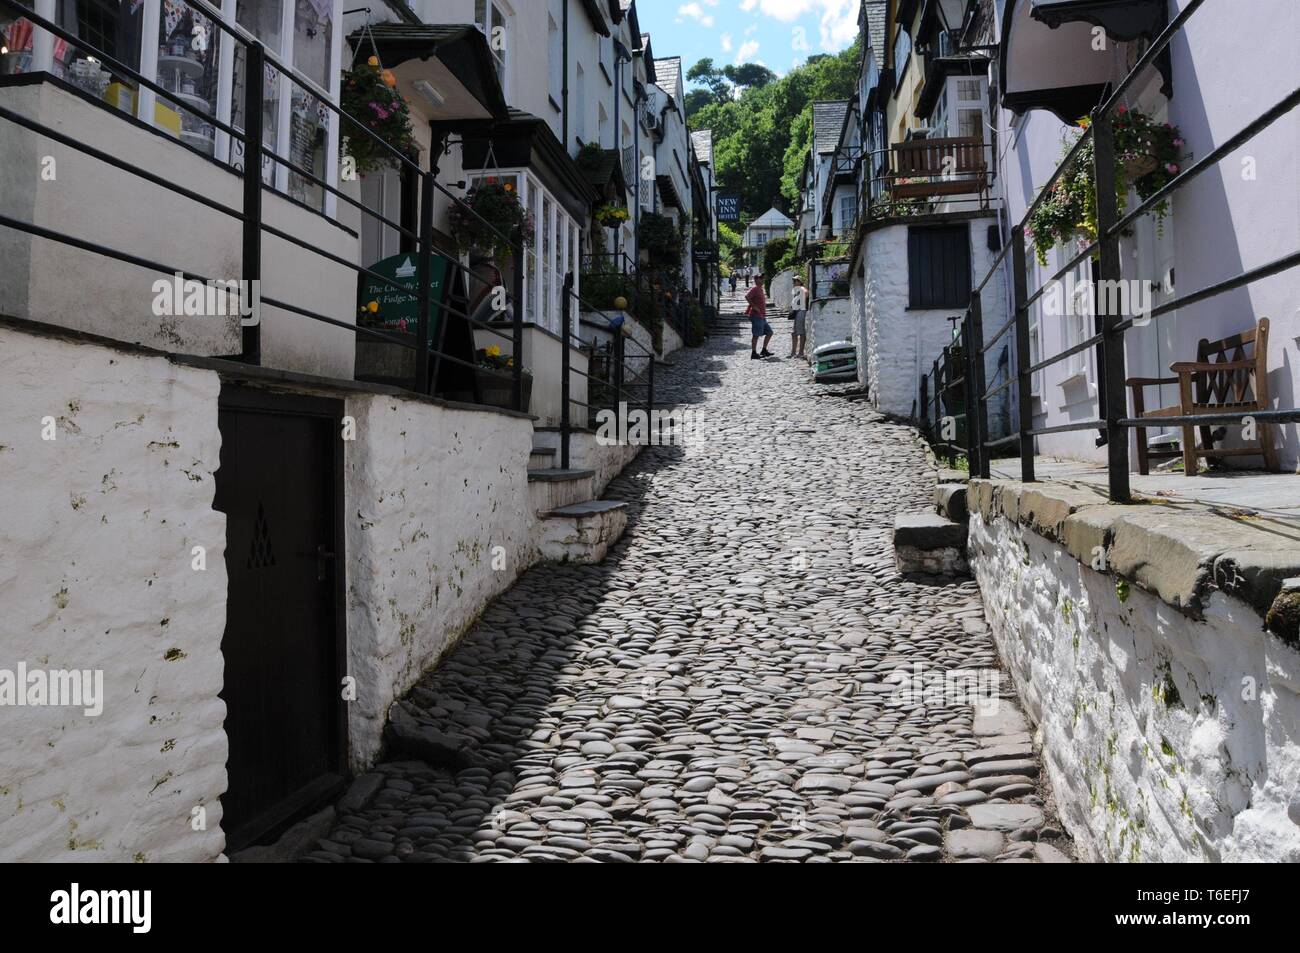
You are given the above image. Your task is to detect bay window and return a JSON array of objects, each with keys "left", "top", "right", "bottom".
[{"left": 3, "top": 0, "right": 342, "bottom": 216}]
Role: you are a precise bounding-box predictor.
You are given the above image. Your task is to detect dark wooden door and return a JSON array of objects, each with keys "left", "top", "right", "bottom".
[{"left": 214, "top": 386, "right": 345, "bottom": 851}]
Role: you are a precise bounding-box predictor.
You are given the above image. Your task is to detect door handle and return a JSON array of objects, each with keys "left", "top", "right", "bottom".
[{"left": 316, "top": 544, "right": 337, "bottom": 582}]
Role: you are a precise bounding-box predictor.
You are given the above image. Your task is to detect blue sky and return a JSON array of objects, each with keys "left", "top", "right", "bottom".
[{"left": 637, "top": 0, "right": 861, "bottom": 81}]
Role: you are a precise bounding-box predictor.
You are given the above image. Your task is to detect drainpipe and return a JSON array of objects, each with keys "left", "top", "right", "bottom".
[
  {"left": 633, "top": 82, "right": 642, "bottom": 266},
  {"left": 614, "top": 51, "right": 623, "bottom": 263},
  {"left": 562, "top": 0, "right": 570, "bottom": 147}
]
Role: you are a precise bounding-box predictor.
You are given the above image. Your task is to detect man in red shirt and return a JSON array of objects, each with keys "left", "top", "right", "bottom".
[{"left": 746, "top": 274, "right": 773, "bottom": 360}]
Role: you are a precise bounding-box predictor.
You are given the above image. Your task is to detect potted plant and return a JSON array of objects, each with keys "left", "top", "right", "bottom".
[
  {"left": 449, "top": 179, "right": 534, "bottom": 264},
  {"left": 474, "top": 345, "right": 532, "bottom": 411},
  {"left": 339, "top": 57, "right": 418, "bottom": 174},
  {"left": 1026, "top": 110, "right": 1185, "bottom": 265}
]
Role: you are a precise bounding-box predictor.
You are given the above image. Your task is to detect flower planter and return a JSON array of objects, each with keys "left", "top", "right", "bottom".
[
  {"left": 475, "top": 368, "right": 532, "bottom": 412},
  {"left": 1122, "top": 153, "right": 1159, "bottom": 180}
]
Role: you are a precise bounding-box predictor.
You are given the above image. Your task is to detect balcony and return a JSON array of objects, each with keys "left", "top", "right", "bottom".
[{"left": 863, "top": 137, "right": 994, "bottom": 220}]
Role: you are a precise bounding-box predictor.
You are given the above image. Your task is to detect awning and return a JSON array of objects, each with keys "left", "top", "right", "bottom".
[
  {"left": 1030, "top": 0, "right": 1165, "bottom": 41},
  {"left": 349, "top": 24, "right": 510, "bottom": 124},
  {"left": 1000, "top": 0, "right": 1170, "bottom": 124},
  {"left": 579, "top": 148, "right": 630, "bottom": 202},
  {"left": 454, "top": 109, "right": 598, "bottom": 222}
]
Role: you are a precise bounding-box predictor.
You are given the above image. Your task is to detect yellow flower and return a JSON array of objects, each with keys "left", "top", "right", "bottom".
[
  {"left": 367, "top": 301, "right": 379, "bottom": 313},
  {"left": 486, "top": 345, "right": 501, "bottom": 357}
]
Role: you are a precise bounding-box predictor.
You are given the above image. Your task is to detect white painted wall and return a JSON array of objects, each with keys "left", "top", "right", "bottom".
[
  {"left": 990, "top": 0, "right": 1300, "bottom": 471},
  {"left": 808, "top": 297, "right": 853, "bottom": 357},
  {"left": 971, "top": 509, "right": 1300, "bottom": 862},
  {"left": 342, "top": 390, "right": 536, "bottom": 767},
  {"left": 855, "top": 217, "right": 1007, "bottom": 418},
  {"left": 0, "top": 325, "right": 227, "bottom": 863}
]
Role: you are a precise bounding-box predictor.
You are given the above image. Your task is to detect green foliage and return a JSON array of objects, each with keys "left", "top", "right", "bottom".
[
  {"left": 340, "top": 61, "right": 417, "bottom": 173},
  {"left": 687, "top": 42, "right": 860, "bottom": 217},
  {"left": 639, "top": 211, "right": 685, "bottom": 272},
  {"left": 448, "top": 181, "right": 531, "bottom": 262},
  {"left": 763, "top": 235, "right": 792, "bottom": 277},
  {"left": 1026, "top": 110, "right": 1185, "bottom": 266},
  {"left": 718, "top": 222, "right": 743, "bottom": 269}
]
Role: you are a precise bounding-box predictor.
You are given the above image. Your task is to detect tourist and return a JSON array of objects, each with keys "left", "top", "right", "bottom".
[
  {"left": 789, "top": 275, "right": 809, "bottom": 358},
  {"left": 746, "top": 274, "right": 773, "bottom": 360}
]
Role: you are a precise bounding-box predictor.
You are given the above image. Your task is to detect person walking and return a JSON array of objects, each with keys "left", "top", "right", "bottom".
[
  {"left": 729, "top": 273, "right": 738, "bottom": 294},
  {"left": 746, "top": 274, "right": 773, "bottom": 360},
  {"left": 789, "top": 275, "right": 809, "bottom": 359}
]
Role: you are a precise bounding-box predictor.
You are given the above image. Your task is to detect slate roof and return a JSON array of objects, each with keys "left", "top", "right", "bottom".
[
  {"left": 749, "top": 207, "right": 794, "bottom": 228},
  {"left": 813, "top": 100, "right": 850, "bottom": 154},
  {"left": 691, "top": 130, "right": 713, "bottom": 166},
  {"left": 863, "top": 0, "right": 888, "bottom": 58},
  {"left": 653, "top": 56, "right": 682, "bottom": 104}
]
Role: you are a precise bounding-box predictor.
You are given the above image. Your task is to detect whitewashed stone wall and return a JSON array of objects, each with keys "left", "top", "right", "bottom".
[
  {"left": 769, "top": 269, "right": 796, "bottom": 312},
  {"left": 808, "top": 297, "right": 853, "bottom": 358},
  {"left": 0, "top": 324, "right": 227, "bottom": 863},
  {"left": 970, "top": 511, "right": 1300, "bottom": 862},
  {"left": 343, "top": 394, "right": 536, "bottom": 768},
  {"left": 856, "top": 218, "right": 1007, "bottom": 419}
]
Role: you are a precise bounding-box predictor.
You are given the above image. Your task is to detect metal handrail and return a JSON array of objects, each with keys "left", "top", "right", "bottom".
[
  {"left": 0, "top": 0, "right": 531, "bottom": 408},
  {"left": 959, "top": 0, "right": 1300, "bottom": 499}
]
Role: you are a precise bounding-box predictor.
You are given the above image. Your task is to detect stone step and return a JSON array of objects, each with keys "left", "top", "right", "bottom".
[
  {"left": 893, "top": 512, "right": 969, "bottom": 576},
  {"left": 935, "top": 483, "right": 969, "bottom": 523},
  {"left": 528, "top": 468, "right": 597, "bottom": 515},
  {"left": 538, "top": 500, "right": 629, "bottom": 564},
  {"left": 528, "top": 446, "right": 557, "bottom": 471}
]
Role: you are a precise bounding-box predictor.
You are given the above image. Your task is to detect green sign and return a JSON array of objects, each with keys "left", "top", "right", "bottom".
[{"left": 357, "top": 253, "right": 451, "bottom": 346}]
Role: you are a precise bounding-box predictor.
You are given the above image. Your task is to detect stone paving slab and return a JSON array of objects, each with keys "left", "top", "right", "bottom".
[{"left": 304, "top": 291, "right": 1072, "bottom": 864}]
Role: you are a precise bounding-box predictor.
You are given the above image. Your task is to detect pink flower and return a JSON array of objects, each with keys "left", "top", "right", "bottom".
[
  {"left": 1166, "top": 163, "right": 1180, "bottom": 174},
  {"left": 1173, "top": 138, "right": 1185, "bottom": 147}
]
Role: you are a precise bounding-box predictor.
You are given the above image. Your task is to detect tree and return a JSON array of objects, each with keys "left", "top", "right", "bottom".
[
  {"left": 687, "top": 42, "right": 860, "bottom": 218},
  {"left": 722, "top": 63, "right": 776, "bottom": 91},
  {"left": 685, "top": 58, "right": 733, "bottom": 113}
]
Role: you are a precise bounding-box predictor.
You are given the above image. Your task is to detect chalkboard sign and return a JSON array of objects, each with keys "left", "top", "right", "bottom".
[{"left": 716, "top": 194, "right": 741, "bottom": 222}]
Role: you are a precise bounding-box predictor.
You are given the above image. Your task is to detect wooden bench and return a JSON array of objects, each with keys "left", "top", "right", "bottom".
[{"left": 1126, "top": 318, "right": 1278, "bottom": 475}]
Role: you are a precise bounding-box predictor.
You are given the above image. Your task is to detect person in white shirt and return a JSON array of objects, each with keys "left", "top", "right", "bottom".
[{"left": 789, "top": 276, "right": 810, "bottom": 358}]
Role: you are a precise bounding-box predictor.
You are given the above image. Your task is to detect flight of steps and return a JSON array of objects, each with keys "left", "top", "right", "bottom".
[
  {"left": 528, "top": 439, "right": 627, "bottom": 564},
  {"left": 893, "top": 468, "right": 970, "bottom": 576}
]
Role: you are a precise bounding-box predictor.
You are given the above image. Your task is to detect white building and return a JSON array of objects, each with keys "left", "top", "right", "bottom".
[{"left": 741, "top": 206, "right": 795, "bottom": 268}]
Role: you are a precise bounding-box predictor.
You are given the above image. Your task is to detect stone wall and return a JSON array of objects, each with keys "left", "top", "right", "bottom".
[
  {"left": 0, "top": 323, "right": 227, "bottom": 863},
  {"left": 808, "top": 297, "right": 853, "bottom": 357},
  {"left": 0, "top": 316, "right": 573, "bottom": 860},
  {"left": 854, "top": 216, "right": 1007, "bottom": 419},
  {"left": 967, "top": 479, "right": 1300, "bottom": 862},
  {"left": 342, "top": 392, "right": 536, "bottom": 768}
]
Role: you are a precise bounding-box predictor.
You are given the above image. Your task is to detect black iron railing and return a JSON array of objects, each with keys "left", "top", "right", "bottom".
[
  {"left": 559, "top": 273, "right": 656, "bottom": 469},
  {"left": 918, "top": 322, "right": 971, "bottom": 468},
  {"left": 955, "top": 0, "right": 1300, "bottom": 502},
  {"left": 0, "top": 0, "right": 531, "bottom": 410}
]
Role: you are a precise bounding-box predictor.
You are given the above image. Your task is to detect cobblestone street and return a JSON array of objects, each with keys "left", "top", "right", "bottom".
[{"left": 306, "top": 292, "right": 1072, "bottom": 863}]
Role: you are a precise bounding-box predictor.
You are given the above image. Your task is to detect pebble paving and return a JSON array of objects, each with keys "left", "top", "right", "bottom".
[{"left": 305, "top": 291, "right": 1073, "bottom": 864}]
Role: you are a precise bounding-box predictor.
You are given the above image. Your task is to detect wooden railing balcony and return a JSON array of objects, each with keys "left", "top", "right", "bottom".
[{"left": 888, "top": 136, "right": 990, "bottom": 200}]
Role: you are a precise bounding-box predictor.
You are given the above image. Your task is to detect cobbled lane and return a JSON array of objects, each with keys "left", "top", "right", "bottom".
[{"left": 305, "top": 290, "right": 1073, "bottom": 864}]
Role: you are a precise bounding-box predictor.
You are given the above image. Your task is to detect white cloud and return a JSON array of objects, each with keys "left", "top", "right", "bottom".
[
  {"left": 735, "top": 39, "right": 761, "bottom": 64},
  {"left": 677, "top": 2, "right": 715, "bottom": 28},
  {"left": 720, "top": 33, "right": 733, "bottom": 52},
  {"left": 735, "top": 0, "right": 861, "bottom": 52}
]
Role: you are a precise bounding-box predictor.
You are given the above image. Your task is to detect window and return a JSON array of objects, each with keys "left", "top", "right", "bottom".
[
  {"left": 599, "top": 33, "right": 611, "bottom": 81},
  {"left": 474, "top": 0, "right": 507, "bottom": 90},
  {"left": 908, "top": 226, "right": 970, "bottom": 309},
  {"left": 547, "top": 13, "right": 560, "bottom": 107},
  {"left": 575, "top": 64, "right": 586, "bottom": 141},
  {"left": 541, "top": 196, "right": 553, "bottom": 330},
  {"left": 838, "top": 193, "right": 855, "bottom": 235}
]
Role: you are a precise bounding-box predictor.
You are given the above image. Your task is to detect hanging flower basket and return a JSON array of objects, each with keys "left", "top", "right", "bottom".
[
  {"left": 449, "top": 179, "right": 534, "bottom": 263},
  {"left": 1026, "top": 109, "right": 1187, "bottom": 266},
  {"left": 339, "top": 57, "right": 418, "bottom": 174},
  {"left": 595, "top": 203, "right": 629, "bottom": 229}
]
